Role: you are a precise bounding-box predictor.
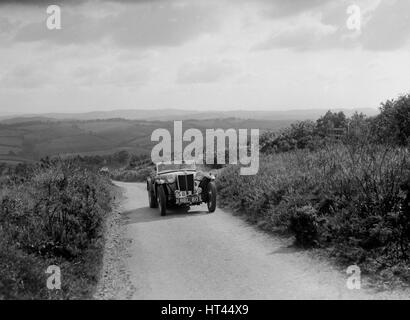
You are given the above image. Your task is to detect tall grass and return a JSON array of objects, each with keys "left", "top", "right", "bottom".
[
  {"left": 0, "top": 158, "right": 113, "bottom": 299},
  {"left": 110, "top": 167, "right": 153, "bottom": 182},
  {"left": 217, "top": 143, "right": 410, "bottom": 283}
]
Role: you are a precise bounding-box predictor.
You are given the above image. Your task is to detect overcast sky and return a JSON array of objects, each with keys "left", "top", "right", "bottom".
[{"left": 0, "top": 0, "right": 409, "bottom": 114}]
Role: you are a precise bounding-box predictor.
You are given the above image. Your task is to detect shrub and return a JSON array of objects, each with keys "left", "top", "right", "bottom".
[
  {"left": 0, "top": 158, "right": 113, "bottom": 299},
  {"left": 372, "top": 94, "right": 410, "bottom": 146},
  {"left": 316, "top": 111, "right": 348, "bottom": 137},
  {"left": 260, "top": 120, "right": 319, "bottom": 153},
  {"left": 289, "top": 206, "right": 320, "bottom": 247},
  {"left": 110, "top": 166, "right": 154, "bottom": 182},
  {"left": 216, "top": 143, "right": 410, "bottom": 282}
]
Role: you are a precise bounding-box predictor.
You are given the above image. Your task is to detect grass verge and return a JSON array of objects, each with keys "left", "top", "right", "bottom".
[
  {"left": 0, "top": 158, "right": 114, "bottom": 299},
  {"left": 216, "top": 143, "right": 410, "bottom": 288}
]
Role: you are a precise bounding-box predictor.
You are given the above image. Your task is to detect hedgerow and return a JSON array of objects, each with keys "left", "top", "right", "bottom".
[
  {"left": 0, "top": 158, "right": 113, "bottom": 299},
  {"left": 216, "top": 143, "right": 410, "bottom": 284}
]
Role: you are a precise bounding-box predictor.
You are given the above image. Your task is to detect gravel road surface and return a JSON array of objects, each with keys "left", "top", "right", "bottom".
[{"left": 96, "top": 181, "right": 409, "bottom": 300}]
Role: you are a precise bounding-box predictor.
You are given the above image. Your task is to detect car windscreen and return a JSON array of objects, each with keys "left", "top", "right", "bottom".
[{"left": 157, "top": 163, "right": 196, "bottom": 173}]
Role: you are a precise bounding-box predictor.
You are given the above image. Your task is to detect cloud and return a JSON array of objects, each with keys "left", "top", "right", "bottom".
[
  {"left": 2, "top": 0, "right": 410, "bottom": 114},
  {"left": 252, "top": 0, "right": 410, "bottom": 52},
  {"left": 14, "top": 11, "right": 108, "bottom": 45},
  {"left": 360, "top": 0, "right": 410, "bottom": 51},
  {"left": 0, "top": 0, "right": 86, "bottom": 6},
  {"left": 83, "top": 64, "right": 151, "bottom": 87},
  {"left": 259, "top": 0, "right": 334, "bottom": 18},
  {"left": 0, "top": 63, "right": 53, "bottom": 88},
  {"left": 177, "top": 59, "right": 239, "bottom": 84},
  {"left": 251, "top": 1, "right": 354, "bottom": 52},
  {"left": 254, "top": 17, "right": 339, "bottom": 51},
  {"left": 0, "top": 59, "right": 151, "bottom": 89},
  {"left": 0, "top": 16, "right": 15, "bottom": 33},
  {"left": 108, "top": 2, "right": 221, "bottom": 48},
  {"left": 0, "top": 0, "right": 155, "bottom": 5},
  {"left": 11, "top": 1, "right": 221, "bottom": 48},
  {"left": 13, "top": 0, "right": 409, "bottom": 53}
]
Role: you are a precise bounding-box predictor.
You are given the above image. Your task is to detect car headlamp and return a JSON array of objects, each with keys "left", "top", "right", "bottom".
[{"left": 165, "top": 174, "right": 176, "bottom": 183}]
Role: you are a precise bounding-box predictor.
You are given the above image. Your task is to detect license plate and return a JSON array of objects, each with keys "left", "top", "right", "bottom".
[{"left": 178, "top": 196, "right": 199, "bottom": 204}]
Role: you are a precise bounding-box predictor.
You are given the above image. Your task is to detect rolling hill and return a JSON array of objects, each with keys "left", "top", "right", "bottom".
[
  {"left": 0, "top": 118, "right": 292, "bottom": 163},
  {"left": 0, "top": 108, "right": 379, "bottom": 122},
  {"left": 0, "top": 107, "right": 380, "bottom": 163}
]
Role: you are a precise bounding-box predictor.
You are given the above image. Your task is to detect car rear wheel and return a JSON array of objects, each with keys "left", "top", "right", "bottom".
[
  {"left": 206, "top": 181, "right": 216, "bottom": 213},
  {"left": 157, "top": 186, "right": 167, "bottom": 216}
]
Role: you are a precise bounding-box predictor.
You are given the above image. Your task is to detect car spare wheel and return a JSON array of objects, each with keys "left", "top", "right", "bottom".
[
  {"left": 206, "top": 181, "right": 217, "bottom": 213},
  {"left": 157, "top": 186, "right": 167, "bottom": 216}
]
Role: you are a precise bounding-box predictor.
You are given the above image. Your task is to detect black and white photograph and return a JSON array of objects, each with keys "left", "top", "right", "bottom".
[{"left": 0, "top": 0, "right": 409, "bottom": 306}]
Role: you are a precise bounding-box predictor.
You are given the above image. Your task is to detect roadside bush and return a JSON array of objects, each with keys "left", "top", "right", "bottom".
[
  {"left": 289, "top": 206, "right": 320, "bottom": 247},
  {"left": 372, "top": 94, "right": 410, "bottom": 146},
  {"left": 0, "top": 159, "right": 113, "bottom": 299},
  {"left": 260, "top": 120, "right": 319, "bottom": 153},
  {"left": 217, "top": 143, "right": 410, "bottom": 283},
  {"left": 0, "top": 240, "right": 48, "bottom": 300},
  {"left": 110, "top": 166, "right": 153, "bottom": 182}
]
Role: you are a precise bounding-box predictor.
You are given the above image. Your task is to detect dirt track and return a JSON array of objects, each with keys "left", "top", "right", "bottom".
[{"left": 96, "top": 181, "right": 409, "bottom": 300}]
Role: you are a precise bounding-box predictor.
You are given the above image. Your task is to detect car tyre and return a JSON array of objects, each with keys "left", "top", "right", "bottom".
[
  {"left": 157, "top": 186, "right": 167, "bottom": 216},
  {"left": 148, "top": 183, "right": 158, "bottom": 208},
  {"left": 206, "top": 181, "right": 217, "bottom": 213}
]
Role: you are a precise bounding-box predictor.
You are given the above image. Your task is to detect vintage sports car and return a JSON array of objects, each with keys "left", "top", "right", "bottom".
[{"left": 147, "top": 161, "right": 216, "bottom": 216}]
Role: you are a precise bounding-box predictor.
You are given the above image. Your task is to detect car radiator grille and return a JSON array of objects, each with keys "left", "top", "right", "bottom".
[{"left": 178, "top": 174, "right": 194, "bottom": 192}]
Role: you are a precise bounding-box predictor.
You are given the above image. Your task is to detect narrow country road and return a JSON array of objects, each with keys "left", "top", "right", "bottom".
[{"left": 108, "top": 181, "right": 408, "bottom": 300}]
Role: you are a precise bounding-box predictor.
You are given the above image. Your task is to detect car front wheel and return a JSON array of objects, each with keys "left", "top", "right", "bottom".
[
  {"left": 148, "top": 183, "right": 157, "bottom": 208},
  {"left": 206, "top": 181, "right": 217, "bottom": 213},
  {"left": 157, "top": 186, "right": 167, "bottom": 216}
]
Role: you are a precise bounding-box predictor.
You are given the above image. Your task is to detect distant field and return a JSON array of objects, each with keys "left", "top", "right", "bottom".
[
  {"left": 0, "top": 118, "right": 291, "bottom": 162},
  {"left": 62, "top": 146, "right": 139, "bottom": 157},
  {"left": 0, "top": 156, "right": 32, "bottom": 164},
  {"left": 0, "top": 146, "right": 21, "bottom": 155},
  {"left": 0, "top": 137, "right": 23, "bottom": 146},
  {"left": 0, "top": 129, "right": 23, "bottom": 136}
]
